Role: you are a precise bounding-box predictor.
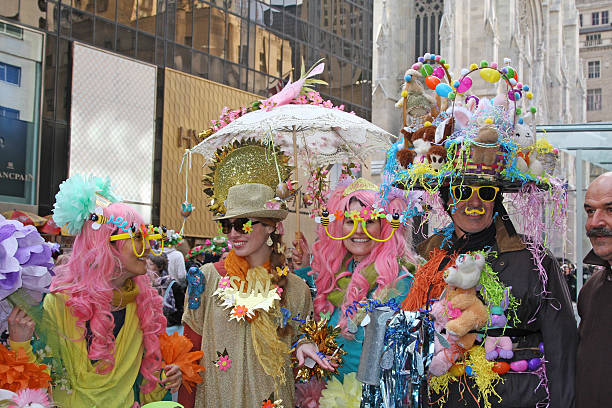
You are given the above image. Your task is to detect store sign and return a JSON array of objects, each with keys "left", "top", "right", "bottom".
[{"left": 0, "top": 117, "right": 33, "bottom": 197}]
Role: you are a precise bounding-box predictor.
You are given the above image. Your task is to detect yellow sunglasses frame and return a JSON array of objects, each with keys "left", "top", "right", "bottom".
[
  {"left": 451, "top": 185, "right": 500, "bottom": 202},
  {"left": 319, "top": 210, "right": 401, "bottom": 242},
  {"left": 110, "top": 226, "right": 165, "bottom": 257}
]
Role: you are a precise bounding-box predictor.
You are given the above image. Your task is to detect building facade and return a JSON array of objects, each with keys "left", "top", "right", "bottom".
[
  {"left": 0, "top": 0, "right": 373, "bottom": 232},
  {"left": 373, "top": 0, "right": 587, "bottom": 139},
  {"left": 577, "top": 0, "right": 612, "bottom": 122}
]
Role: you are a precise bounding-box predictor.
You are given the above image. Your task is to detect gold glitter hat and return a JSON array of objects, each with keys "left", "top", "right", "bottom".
[
  {"left": 342, "top": 177, "right": 379, "bottom": 197},
  {"left": 202, "top": 139, "right": 292, "bottom": 218}
]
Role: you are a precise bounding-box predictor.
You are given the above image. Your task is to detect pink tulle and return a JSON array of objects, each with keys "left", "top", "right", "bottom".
[
  {"left": 51, "top": 203, "right": 166, "bottom": 393},
  {"left": 312, "top": 186, "right": 416, "bottom": 338}
]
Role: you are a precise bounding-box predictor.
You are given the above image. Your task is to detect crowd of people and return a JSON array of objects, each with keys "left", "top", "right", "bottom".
[{"left": 1, "top": 56, "right": 611, "bottom": 408}]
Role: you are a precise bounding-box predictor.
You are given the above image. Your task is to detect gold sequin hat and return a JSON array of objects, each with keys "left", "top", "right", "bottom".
[
  {"left": 214, "top": 183, "right": 288, "bottom": 220},
  {"left": 202, "top": 139, "right": 292, "bottom": 217}
]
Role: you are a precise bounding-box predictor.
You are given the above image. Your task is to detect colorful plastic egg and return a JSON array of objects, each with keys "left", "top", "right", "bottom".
[
  {"left": 492, "top": 361, "right": 510, "bottom": 374},
  {"left": 433, "top": 66, "right": 445, "bottom": 79},
  {"left": 425, "top": 75, "right": 441, "bottom": 90},
  {"left": 435, "top": 83, "right": 453, "bottom": 97},
  {"left": 480, "top": 68, "right": 501, "bottom": 83},
  {"left": 528, "top": 358, "right": 542, "bottom": 371},
  {"left": 504, "top": 66, "right": 516, "bottom": 79},
  {"left": 449, "top": 364, "right": 465, "bottom": 377},
  {"left": 510, "top": 360, "right": 529, "bottom": 372},
  {"left": 456, "top": 77, "right": 473, "bottom": 93},
  {"left": 420, "top": 64, "right": 434, "bottom": 76}
]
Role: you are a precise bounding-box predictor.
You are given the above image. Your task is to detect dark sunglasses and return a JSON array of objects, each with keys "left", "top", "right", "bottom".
[
  {"left": 218, "top": 218, "right": 261, "bottom": 234},
  {"left": 451, "top": 185, "right": 500, "bottom": 202}
]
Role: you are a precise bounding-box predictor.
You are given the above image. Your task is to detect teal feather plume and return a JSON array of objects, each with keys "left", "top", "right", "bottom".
[{"left": 52, "top": 174, "right": 119, "bottom": 235}]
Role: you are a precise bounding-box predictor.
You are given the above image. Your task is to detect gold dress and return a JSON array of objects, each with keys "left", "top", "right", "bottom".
[{"left": 183, "top": 263, "right": 313, "bottom": 407}]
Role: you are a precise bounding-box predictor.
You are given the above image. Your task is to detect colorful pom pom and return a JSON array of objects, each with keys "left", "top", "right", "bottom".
[
  {"left": 526, "top": 92, "right": 533, "bottom": 99},
  {"left": 530, "top": 106, "right": 537, "bottom": 113}
]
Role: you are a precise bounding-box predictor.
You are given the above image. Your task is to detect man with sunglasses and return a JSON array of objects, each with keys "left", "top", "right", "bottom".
[{"left": 418, "top": 183, "right": 577, "bottom": 408}]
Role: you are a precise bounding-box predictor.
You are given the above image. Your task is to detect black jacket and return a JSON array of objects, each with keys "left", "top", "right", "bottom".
[
  {"left": 576, "top": 250, "right": 612, "bottom": 408},
  {"left": 419, "top": 219, "right": 577, "bottom": 407}
]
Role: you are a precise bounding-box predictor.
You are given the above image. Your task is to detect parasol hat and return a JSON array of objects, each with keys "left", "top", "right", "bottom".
[{"left": 214, "top": 183, "right": 288, "bottom": 221}]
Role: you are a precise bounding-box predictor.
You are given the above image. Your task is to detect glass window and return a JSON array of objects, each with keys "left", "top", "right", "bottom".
[
  {"left": 0, "top": 63, "right": 21, "bottom": 86},
  {"left": 116, "top": 25, "right": 136, "bottom": 57},
  {"left": 71, "top": 8, "right": 94, "bottom": 43},
  {"left": 0, "top": 22, "right": 24, "bottom": 39},
  {"left": 592, "top": 12, "right": 599, "bottom": 25},
  {"left": 587, "top": 89, "right": 602, "bottom": 111},
  {"left": 579, "top": 14, "right": 583, "bottom": 27},
  {"left": 0, "top": 106, "right": 20, "bottom": 119},
  {"left": 603, "top": 11, "right": 609, "bottom": 24},
  {"left": 586, "top": 34, "right": 602, "bottom": 45},
  {"left": 43, "top": 35, "right": 57, "bottom": 120},
  {"left": 94, "top": 16, "right": 116, "bottom": 51},
  {"left": 588, "top": 61, "right": 600, "bottom": 79},
  {"left": 55, "top": 39, "right": 71, "bottom": 123},
  {"left": 137, "top": 32, "right": 156, "bottom": 64}
]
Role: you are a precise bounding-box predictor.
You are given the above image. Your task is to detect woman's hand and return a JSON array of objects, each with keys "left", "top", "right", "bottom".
[
  {"left": 161, "top": 364, "right": 182, "bottom": 393},
  {"left": 291, "top": 232, "right": 310, "bottom": 270},
  {"left": 8, "top": 307, "right": 35, "bottom": 343},
  {"left": 295, "top": 342, "right": 337, "bottom": 371}
]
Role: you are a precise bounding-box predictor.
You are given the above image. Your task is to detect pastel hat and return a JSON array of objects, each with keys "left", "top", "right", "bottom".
[{"left": 213, "top": 183, "right": 288, "bottom": 220}]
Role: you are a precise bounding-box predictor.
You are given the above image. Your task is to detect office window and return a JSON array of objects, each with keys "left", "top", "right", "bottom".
[
  {"left": 0, "top": 21, "right": 24, "bottom": 39},
  {"left": 0, "top": 62, "right": 21, "bottom": 85},
  {"left": 592, "top": 12, "right": 599, "bottom": 25},
  {"left": 587, "top": 89, "right": 602, "bottom": 111},
  {"left": 0, "top": 106, "right": 19, "bottom": 119},
  {"left": 588, "top": 61, "right": 601, "bottom": 78},
  {"left": 586, "top": 34, "right": 602, "bottom": 46},
  {"left": 580, "top": 14, "right": 583, "bottom": 27},
  {"left": 603, "top": 11, "right": 609, "bottom": 24}
]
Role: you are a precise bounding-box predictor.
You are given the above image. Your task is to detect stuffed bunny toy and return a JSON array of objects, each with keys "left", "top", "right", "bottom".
[{"left": 484, "top": 287, "right": 514, "bottom": 360}]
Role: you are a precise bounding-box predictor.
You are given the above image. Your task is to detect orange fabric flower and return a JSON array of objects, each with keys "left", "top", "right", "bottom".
[
  {"left": 232, "top": 305, "right": 248, "bottom": 318},
  {"left": 261, "top": 400, "right": 275, "bottom": 408},
  {"left": 159, "top": 332, "right": 205, "bottom": 393},
  {"left": 0, "top": 344, "right": 51, "bottom": 392}
]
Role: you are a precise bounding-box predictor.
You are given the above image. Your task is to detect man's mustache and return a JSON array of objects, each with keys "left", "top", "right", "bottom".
[
  {"left": 465, "top": 207, "right": 485, "bottom": 215},
  {"left": 587, "top": 227, "right": 612, "bottom": 237}
]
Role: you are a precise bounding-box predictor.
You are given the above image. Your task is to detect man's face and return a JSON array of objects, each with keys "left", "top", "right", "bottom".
[
  {"left": 449, "top": 185, "right": 497, "bottom": 236},
  {"left": 585, "top": 174, "right": 612, "bottom": 262}
]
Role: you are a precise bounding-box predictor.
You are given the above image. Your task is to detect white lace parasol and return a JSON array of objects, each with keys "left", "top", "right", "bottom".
[{"left": 192, "top": 104, "right": 392, "bottom": 168}]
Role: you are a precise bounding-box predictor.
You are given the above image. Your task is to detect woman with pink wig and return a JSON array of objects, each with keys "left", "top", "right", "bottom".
[
  {"left": 7, "top": 175, "right": 182, "bottom": 407},
  {"left": 294, "top": 177, "right": 417, "bottom": 380}
]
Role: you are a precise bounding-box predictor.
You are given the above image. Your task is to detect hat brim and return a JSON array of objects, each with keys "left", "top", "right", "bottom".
[
  {"left": 395, "top": 175, "right": 550, "bottom": 193},
  {"left": 213, "top": 209, "right": 288, "bottom": 221}
]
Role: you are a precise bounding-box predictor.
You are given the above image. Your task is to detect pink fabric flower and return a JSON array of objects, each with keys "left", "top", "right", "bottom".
[
  {"left": 275, "top": 222, "right": 284, "bottom": 235},
  {"left": 216, "top": 355, "right": 232, "bottom": 371},
  {"left": 265, "top": 201, "right": 281, "bottom": 210},
  {"left": 218, "top": 276, "right": 231, "bottom": 289}
]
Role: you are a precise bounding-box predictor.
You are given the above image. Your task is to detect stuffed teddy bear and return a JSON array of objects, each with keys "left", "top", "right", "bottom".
[
  {"left": 427, "top": 145, "right": 447, "bottom": 171},
  {"left": 471, "top": 124, "right": 499, "bottom": 165},
  {"left": 428, "top": 253, "right": 490, "bottom": 376},
  {"left": 484, "top": 287, "right": 514, "bottom": 360},
  {"left": 396, "top": 124, "right": 437, "bottom": 167}
]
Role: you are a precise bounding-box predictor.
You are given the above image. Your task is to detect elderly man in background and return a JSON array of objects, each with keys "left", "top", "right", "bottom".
[{"left": 576, "top": 171, "right": 612, "bottom": 408}]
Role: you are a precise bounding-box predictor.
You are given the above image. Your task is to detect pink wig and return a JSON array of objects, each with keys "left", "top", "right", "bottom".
[
  {"left": 312, "top": 185, "right": 416, "bottom": 338},
  {"left": 51, "top": 203, "right": 166, "bottom": 393}
]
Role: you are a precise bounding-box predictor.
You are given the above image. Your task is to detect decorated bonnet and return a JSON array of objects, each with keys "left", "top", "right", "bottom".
[{"left": 390, "top": 54, "right": 560, "bottom": 193}]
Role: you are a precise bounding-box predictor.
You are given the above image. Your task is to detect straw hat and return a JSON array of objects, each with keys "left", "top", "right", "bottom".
[{"left": 213, "top": 183, "right": 288, "bottom": 220}]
